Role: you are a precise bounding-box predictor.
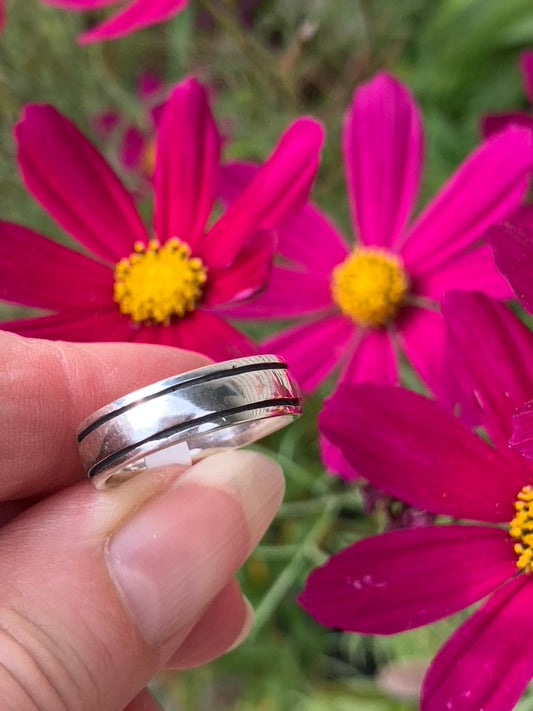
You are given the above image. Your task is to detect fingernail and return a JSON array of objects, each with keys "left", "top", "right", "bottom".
[
  {"left": 227, "top": 597, "right": 254, "bottom": 652},
  {"left": 174, "top": 450, "right": 285, "bottom": 555},
  {"left": 107, "top": 451, "right": 283, "bottom": 649}
]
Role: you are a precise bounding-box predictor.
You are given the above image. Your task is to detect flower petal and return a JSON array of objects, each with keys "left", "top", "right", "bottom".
[
  {"left": 137, "top": 71, "right": 165, "bottom": 101},
  {"left": 263, "top": 315, "right": 355, "bottom": 392},
  {"left": 340, "top": 327, "right": 398, "bottom": 386},
  {"left": 202, "top": 230, "right": 276, "bottom": 307},
  {"left": 278, "top": 205, "right": 350, "bottom": 274},
  {"left": 119, "top": 127, "right": 145, "bottom": 170},
  {"left": 150, "top": 101, "right": 166, "bottom": 128},
  {"left": 202, "top": 119, "right": 324, "bottom": 269},
  {"left": 91, "top": 111, "right": 120, "bottom": 138},
  {"left": 416, "top": 243, "right": 512, "bottom": 300},
  {"left": 422, "top": 576, "right": 533, "bottom": 711},
  {"left": 16, "top": 105, "right": 147, "bottom": 263},
  {"left": 343, "top": 73, "right": 423, "bottom": 248},
  {"left": 0, "top": 222, "right": 112, "bottom": 309},
  {"left": 299, "top": 526, "right": 514, "bottom": 634},
  {"left": 219, "top": 162, "right": 349, "bottom": 275},
  {"left": 319, "top": 383, "right": 526, "bottom": 522},
  {"left": 216, "top": 266, "right": 332, "bottom": 319},
  {"left": 320, "top": 330, "right": 399, "bottom": 480},
  {"left": 218, "top": 161, "right": 257, "bottom": 201},
  {"left": 320, "top": 435, "right": 357, "bottom": 481},
  {"left": 396, "top": 304, "right": 481, "bottom": 425},
  {"left": 395, "top": 306, "right": 452, "bottom": 405},
  {"left": 510, "top": 400, "right": 533, "bottom": 460},
  {"left": 520, "top": 50, "right": 533, "bottom": 105},
  {"left": 486, "top": 206, "right": 533, "bottom": 314},
  {"left": 401, "top": 126, "right": 533, "bottom": 274},
  {"left": 480, "top": 112, "right": 533, "bottom": 139},
  {"left": 79, "top": 0, "right": 188, "bottom": 43},
  {"left": 444, "top": 290, "right": 533, "bottom": 451},
  {"left": 1, "top": 309, "right": 134, "bottom": 341},
  {"left": 146, "top": 310, "right": 257, "bottom": 360},
  {"left": 154, "top": 78, "right": 221, "bottom": 250}
]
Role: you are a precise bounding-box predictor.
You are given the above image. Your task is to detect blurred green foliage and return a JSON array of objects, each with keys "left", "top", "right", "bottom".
[{"left": 2, "top": 0, "right": 533, "bottom": 708}]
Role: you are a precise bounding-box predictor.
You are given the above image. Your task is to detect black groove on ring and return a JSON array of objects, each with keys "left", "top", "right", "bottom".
[
  {"left": 78, "top": 361, "right": 289, "bottom": 443},
  {"left": 88, "top": 396, "right": 300, "bottom": 479}
]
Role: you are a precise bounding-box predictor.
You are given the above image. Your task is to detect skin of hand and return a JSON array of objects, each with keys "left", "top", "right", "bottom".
[{"left": 0, "top": 330, "right": 285, "bottom": 711}]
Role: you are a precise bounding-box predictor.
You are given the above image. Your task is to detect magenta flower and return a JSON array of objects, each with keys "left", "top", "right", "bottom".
[
  {"left": 41, "top": 0, "right": 188, "bottom": 43},
  {"left": 222, "top": 73, "right": 532, "bottom": 404},
  {"left": 0, "top": 77, "right": 323, "bottom": 360},
  {"left": 300, "top": 290, "right": 533, "bottom": 711},
  {"left": 481, "top": 50, "right": 533, "bottom": 137},
  {"left": 486, "top": 207, "right": 533, "bottom": 463},
  {"left": 487, "top": 206, "right": 533, "bottom": 317},
  {"left": 93, "top": 72, "right": 166, "bottom": 193}
]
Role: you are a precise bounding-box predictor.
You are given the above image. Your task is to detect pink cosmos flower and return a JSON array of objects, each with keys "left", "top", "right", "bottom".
[
  {"left": 222, "top": 73, "right": 532, "bottom": 405},
  {"left": 0, "top": 1, "right": 5, "bottom": 34},
  {"left": 300, "top": 290, "right": 533, "bottom": 711},
  {"left": 481, "top": 50, "right": 533, "bottom": 137},
  {"left": 93, "top": 72, "right": 166, "bottom": 193},
  {"left": 0, "top": 77, "right": 323, "bottom": 360},
  {"left": 41, "top": 0, "right": 188, "bottom": 44}
]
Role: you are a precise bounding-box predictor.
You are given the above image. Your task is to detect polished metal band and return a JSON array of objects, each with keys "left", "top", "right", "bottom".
[{"left": 77, "top": 355, "right": 301, "bottom": 489}]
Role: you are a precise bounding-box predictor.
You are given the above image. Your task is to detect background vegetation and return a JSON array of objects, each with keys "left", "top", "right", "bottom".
[{"left": 1, "top": 1, "right": 533, "bottom": 708}]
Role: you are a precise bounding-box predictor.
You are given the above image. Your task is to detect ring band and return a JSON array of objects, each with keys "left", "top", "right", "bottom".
[{"left": 77, "top": 355, "right": 301, "bottom": 489}]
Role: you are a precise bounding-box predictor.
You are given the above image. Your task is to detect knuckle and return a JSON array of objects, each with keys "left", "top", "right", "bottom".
[{"left": 0, "top": 605, "right": 89, "bottom": 711}]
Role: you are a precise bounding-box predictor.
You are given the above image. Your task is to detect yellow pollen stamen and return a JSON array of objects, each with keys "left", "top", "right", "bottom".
[
  {"left": 509, "top": 485, "right": 533, "bottom": 573},
  {"left": 330, "top": 247, "right": 409, "bottom": 327},
  {"left": 113, "top": 237, "right": 207, "bottom": 325}
]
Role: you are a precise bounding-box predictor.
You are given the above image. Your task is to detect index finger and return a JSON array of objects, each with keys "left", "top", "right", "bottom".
[{"left": 0, "top": 331, "right": 209, "bottom": 500}]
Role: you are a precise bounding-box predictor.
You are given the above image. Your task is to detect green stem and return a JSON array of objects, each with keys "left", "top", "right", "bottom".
[
  {"left": 278, "top": 491, "right": 360, "bottom": 518},
  {"left": 250, "top": 498, "right": 338, "bottom": 637},
  {"left": 196, "top": 0, "right": 297, "bottom": 106},
  {"left": 255, "top": 544, "right": 300, "bottom": 560},
  {"left": 92, "top": 46, "right": 148, "bottom": 126}
]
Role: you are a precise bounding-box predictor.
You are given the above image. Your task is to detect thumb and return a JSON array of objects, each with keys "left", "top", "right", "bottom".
[{"left": 0, "top": 450, "right": 283, "bottom": 711}]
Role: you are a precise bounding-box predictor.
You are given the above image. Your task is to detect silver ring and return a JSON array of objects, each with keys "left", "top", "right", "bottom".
[{"left": 77, "top": 355, "right": 301, "bottom": 489}]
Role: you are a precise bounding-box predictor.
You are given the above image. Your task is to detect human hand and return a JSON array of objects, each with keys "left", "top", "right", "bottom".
[{"left": 0, "top": 330, "right": 284, "bottom": 710}]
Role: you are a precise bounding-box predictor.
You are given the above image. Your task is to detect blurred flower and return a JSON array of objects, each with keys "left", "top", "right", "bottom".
[
  {"left": 221, "top": 73, "right": 531, "bottom": 405},
  {"left": 41, "top": 0, "right": 189, "bottom": 43},
  {"left": 92, "top": 72, "right": 166, "bottom": 194},
  {"left": 481, "top": 50, "right": 533, "bottom": 137},
  {"left": 360, "top": 482, "right": 435, "bottom": 532},
  {"left": 0, "top": 77, "right": 323, "bottom": 360},
  {"left": 0, "top": 1, "right": 5, "bottom": 34},
  {"left": 300, "top": 290, "right": 533, "bottom": 711}
]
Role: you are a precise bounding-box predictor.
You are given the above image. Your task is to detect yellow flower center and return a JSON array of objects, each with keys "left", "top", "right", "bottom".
[
  {"left": 509, "top": 485, "right": 533, "bottom": 572},
  {"left": 330, "top": 247, "right": 409, "bottom": 327},
  {"left": 113, "top": 237, "right": 207, "bottom": 324}
]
